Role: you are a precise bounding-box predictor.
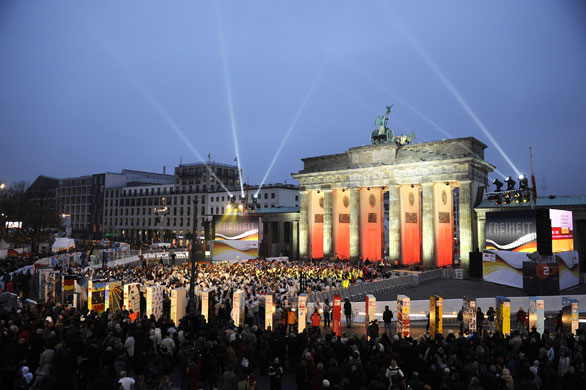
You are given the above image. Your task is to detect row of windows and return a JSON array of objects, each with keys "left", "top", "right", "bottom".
[
  {"left": 105, "top": 217, "right": 191, "bottom": 227},
  {"left": 105, "top": 206, "right": 192, "bottom": 217}
]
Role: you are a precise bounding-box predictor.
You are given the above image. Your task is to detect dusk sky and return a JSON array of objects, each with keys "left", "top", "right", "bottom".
[{"left": 1, "top": 1, "right": 585, "bottom": 195}]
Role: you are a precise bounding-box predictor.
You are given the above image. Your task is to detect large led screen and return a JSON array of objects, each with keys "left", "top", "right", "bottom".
[
  {"left": 485, "top": 210, "right": 537, "bottom": 252},
  {"left": 214, "top": 215, "right": 259, "bottom": 241},
  {"left": 550, "top": 209, "right": 574, "bottom": 252}
]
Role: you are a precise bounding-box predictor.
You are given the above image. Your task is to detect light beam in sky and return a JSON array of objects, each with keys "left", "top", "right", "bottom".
[
  {"left": 256, "top": 1, "right": 360, "bottom": 196},
  {"left": 347, "top": 61, "right": 507, "bottom": 178},
  {"left": 215, "top": 2, "right": 245, "bottom": 197},
  {"left": 379, "top": 2, "right": 521, "bottom": 176},
  {"left": 91, "top": 27, "right": 233, "bottom": 196}
]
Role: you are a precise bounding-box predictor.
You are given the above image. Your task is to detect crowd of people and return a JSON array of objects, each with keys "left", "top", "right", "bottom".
[
  {"left": 1, "top": 256, "right": 585, "bottom": 390},
  {"left": 1, "top": 292, "right": 585, "bottom": 390}
]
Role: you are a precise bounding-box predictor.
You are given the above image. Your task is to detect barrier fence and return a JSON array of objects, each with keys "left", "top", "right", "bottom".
[{"left": 307, "top": 268, "right": 444, "bottom": 304}]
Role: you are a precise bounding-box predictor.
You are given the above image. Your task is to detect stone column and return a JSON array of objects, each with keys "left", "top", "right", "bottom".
[
  {"left": 350, "top": 188, "right": 360, "bottom": 262},
  {"left": 388, "top": 185, "right": 401, "bottom": 261},
  {"left": 476, "top": 210, "right": 486, "bottom": 253},
  {"left": 291, "top": 221, "right": 299, "bottom": 259},
  {"left": 459, "top": 180, "right": 473, "bottom": 268},
  {"left": 422, "top": 183, "right": 435, "bottom": 268},
  {"left": 323, "top": 190, "right": 333, "bottom": 259},
  {"left": 299, "top": 191, "right": 308, "bottom": 258},
  {"left": 278, "top": 221, "right": 285, "bottom": 256}
]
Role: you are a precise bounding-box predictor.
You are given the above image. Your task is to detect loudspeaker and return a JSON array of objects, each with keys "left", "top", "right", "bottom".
[{"left": 468, "top": 252, "right": 483, "bottom": 278}]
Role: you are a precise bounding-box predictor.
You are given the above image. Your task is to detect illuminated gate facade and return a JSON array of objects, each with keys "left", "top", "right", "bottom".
[{"left": 292, "top": 137, "right": 493, "bottom": 268}]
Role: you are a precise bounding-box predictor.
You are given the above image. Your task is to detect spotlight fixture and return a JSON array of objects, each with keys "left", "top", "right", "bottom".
[
  {"left": 317, "top": 190, "right": 320, "bottom": 193},
  {"left": 342, "top": 188, "right": 346, "bottom": 192},
  {"left": 504, "top": 176, "right": 516, "bottom": 191},
  {"left": 230, "top": 195, "right": 236, "bottom": 203},
  {"left": 367, "top": 187, "right": 370, "bottom": 191},
  {"left": 445, "top": 182, "right": 450, "bottom": 186},
  {"left": 518, "top": 174, "right": 529, "bottom": 190},
  {"left": 492, "top": 179, "right": 503, "bottom": 192},
  {"left": 252, "top": 194, "right": 258, "bottom": 204},
  {"left": 410, "top": 184, "right": 415, "bottom": 188}
]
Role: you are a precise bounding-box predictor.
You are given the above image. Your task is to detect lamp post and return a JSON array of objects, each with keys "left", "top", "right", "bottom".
[{"left": 189, "top": 196, "right": 199, "bottom": 316}]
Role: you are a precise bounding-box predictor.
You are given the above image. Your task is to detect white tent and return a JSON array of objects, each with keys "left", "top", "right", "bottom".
[{"left": 52, "top": 238, "right": 75, "bottom": 253}]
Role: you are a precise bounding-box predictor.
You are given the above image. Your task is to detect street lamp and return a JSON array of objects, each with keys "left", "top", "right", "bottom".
[{"left": 189, "top": 196, "right": 199, "bottom": 316}]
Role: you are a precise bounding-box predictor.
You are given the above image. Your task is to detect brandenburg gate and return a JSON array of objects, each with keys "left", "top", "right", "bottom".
[{"left": 292, "top": 131, "right": 494, "bottom": 269}]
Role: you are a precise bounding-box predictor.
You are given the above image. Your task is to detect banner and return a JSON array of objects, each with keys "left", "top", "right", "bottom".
[
  {"left": 397, "top": 295, "right": 410, "bottom": 338},
  {"left": 298, "top": 294, "right": 308, "bottom": 334},
  {"left": 123, "top": 283, "right": 141, "bottom": 314},
  {"left": 88, "top": 280, "right": 106, "bottom": 313},
  {"left": 562, "top": 297, "right": 579, "bottom": 335},
  {"left": 62, "top": 275, "right": 76, "bottom": 306},
  {"left": 214, "top": 215, "right": 259, "bottom": 241},
  {"left": 365, "top": 295, "right": 376, "bottom": 340},
  {"left": 264, "top": 294, "right": 274, "bottom": 330},
  {"left": 550, "top": 209, "right": 574, "bottom": 252},
  {"left": 332, "top": 294, "right": 342, "bottom": 337},
  {"left": 212, "top": 240, "right": 258, "bottom": 261},
  {"left": 146, "top": 285, "right": 164, "bottom": 320},
  {"left": 528, "top": 297, "right": 544, "bottom": 334},
  {"left": 170, "top": 287, "right": 187, "bottom": 325},
  {"left": 201, "top": 289, "right": 213, "bottom": 323},
  {"left": 232, "top": 289, "right": 245, "bottom": 327},
  {"left": 105, "top": 281, "right": 123, "bottom": 312},
  {"left": 485, "top": 210, "right": 537, "bottom": 252},
  {"left": 430, "top": 295, "right": 443, "bottom": 338},
  {"left": 496, "top": 296, "right": 510, "bottom": 335},
  {"left": 463, "top": 296, "right": 476, "bottom": 332}
]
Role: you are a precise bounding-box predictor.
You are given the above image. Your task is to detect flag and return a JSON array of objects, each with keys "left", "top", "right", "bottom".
[
  {"left": 234, "top": 157, "right": 238, "bottom": 162},
  {"left": 530, "top": 147, "right": 537, "bottom": 204}
]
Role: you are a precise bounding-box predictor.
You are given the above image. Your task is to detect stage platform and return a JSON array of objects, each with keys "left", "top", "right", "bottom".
[{"left": 371, "top": 278, "right": 586, "bottom": 302}]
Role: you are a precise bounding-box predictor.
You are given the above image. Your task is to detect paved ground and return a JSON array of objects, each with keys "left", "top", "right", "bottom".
[{"left": 370, "top": 278, "right": 586, "bottom": 302}]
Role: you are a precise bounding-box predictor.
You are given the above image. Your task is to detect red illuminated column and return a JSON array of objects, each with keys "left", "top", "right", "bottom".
[
  {"left": 400, "top": 185, "right": 422, "bottom": 265},
  {"left": 365, "top": 294, "right": 376, "bottom": 339},
  {"left": 333, "top": 294, "right": 342, "bottom": 336},
  {"left": 434, "top": 183, "right": 454, "bottom": 267}
]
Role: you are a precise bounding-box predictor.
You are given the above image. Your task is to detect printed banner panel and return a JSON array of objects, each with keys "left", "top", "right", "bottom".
[
  {"left": 214, "top": 215, "right": 259, "bottom": 241},
  {"left": 485, "top": 210, "right": 537, "bottom": 252},
  {"left": 213, "top": 240, "right": 258, "bottom": 261},
  {"left": 550, "top": 209, "right": 574, "bottom": 252}
]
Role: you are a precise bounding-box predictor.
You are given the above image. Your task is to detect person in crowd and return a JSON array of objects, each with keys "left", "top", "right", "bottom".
[
  {"left": 516, "top": 307, "right": 527, "bottom": 331},
  {"left": 383, "top": 305, "right": 393, "bottom": 337},
  {"left": 322, "top": 299, "right": 331, "bottom": 328},
  {"left": 476, "top": 306, "right": 485, "bottom": 335},
  {"left": 3, "top": 254, "right": 586, "bottom": 390},
  {"left": 310, "top": 308, "right": 321, "bottom": 334},
  {"left": 486, "top": 306, "right": 496, "bottom": 333},
  {"left": 343, "top": 299, "right": 352, "bottom": 328},
  {"left": 268, "top": 357, "right": 283, "bottom": 390}
]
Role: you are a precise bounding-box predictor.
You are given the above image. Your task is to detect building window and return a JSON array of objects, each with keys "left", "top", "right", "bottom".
[
  {"left": 221, "top": 207, "right": 224, "bottom": 214},
  {"left": 295, "top": 195, "right": 299, "bottom": 201},
  {"left": 271, "top": 192, "right": 275, "bottom": 199},
  {"left": 264, "top": 193, "right": 268, "bottom": 199}
]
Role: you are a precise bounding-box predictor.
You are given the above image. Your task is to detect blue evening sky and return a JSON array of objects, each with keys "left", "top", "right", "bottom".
[{"left": 1, "top": 0, "right": 585, "bottom": 195}]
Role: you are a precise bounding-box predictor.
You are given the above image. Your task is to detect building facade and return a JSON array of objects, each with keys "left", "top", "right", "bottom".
[
  {"left": 56, "top": 170, "right": 174, "bottom": 239},
  {"left": 292, "top": 137, "right": 493, "bottom": 268},
  {"left": 102, "top": 162, "right": 299, "bottom": 246}
]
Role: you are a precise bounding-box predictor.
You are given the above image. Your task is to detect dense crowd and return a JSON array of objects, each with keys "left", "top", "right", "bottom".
[
  {"left": 1, "top": 294, "right": 585, "bottom": 390},
  {"left": 2, "top": 257, "right": 585, "bottom": 389}
]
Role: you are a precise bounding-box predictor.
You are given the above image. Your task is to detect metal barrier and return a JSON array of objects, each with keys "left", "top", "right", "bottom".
[{"left": 308, "top": 267, "right": 460, "bottom": 302}]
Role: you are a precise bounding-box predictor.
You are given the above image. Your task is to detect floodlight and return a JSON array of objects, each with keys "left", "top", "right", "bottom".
[
  {"left": 492, "top": 179, "right": 503, "bottom": 192},
  {"left": 518, "top": 174, "right": 529, "bottom": 189},
  {"left": 504, "top": 176, "right": 516, "bottom": 191}
]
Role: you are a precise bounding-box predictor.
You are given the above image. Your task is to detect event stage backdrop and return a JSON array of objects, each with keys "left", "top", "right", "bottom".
[
  {"left": 485, "top": 209, "right": 573, "bottom": 254},
  {"left": 212, "top": 215, "right": 259, "bottom": 260}
]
